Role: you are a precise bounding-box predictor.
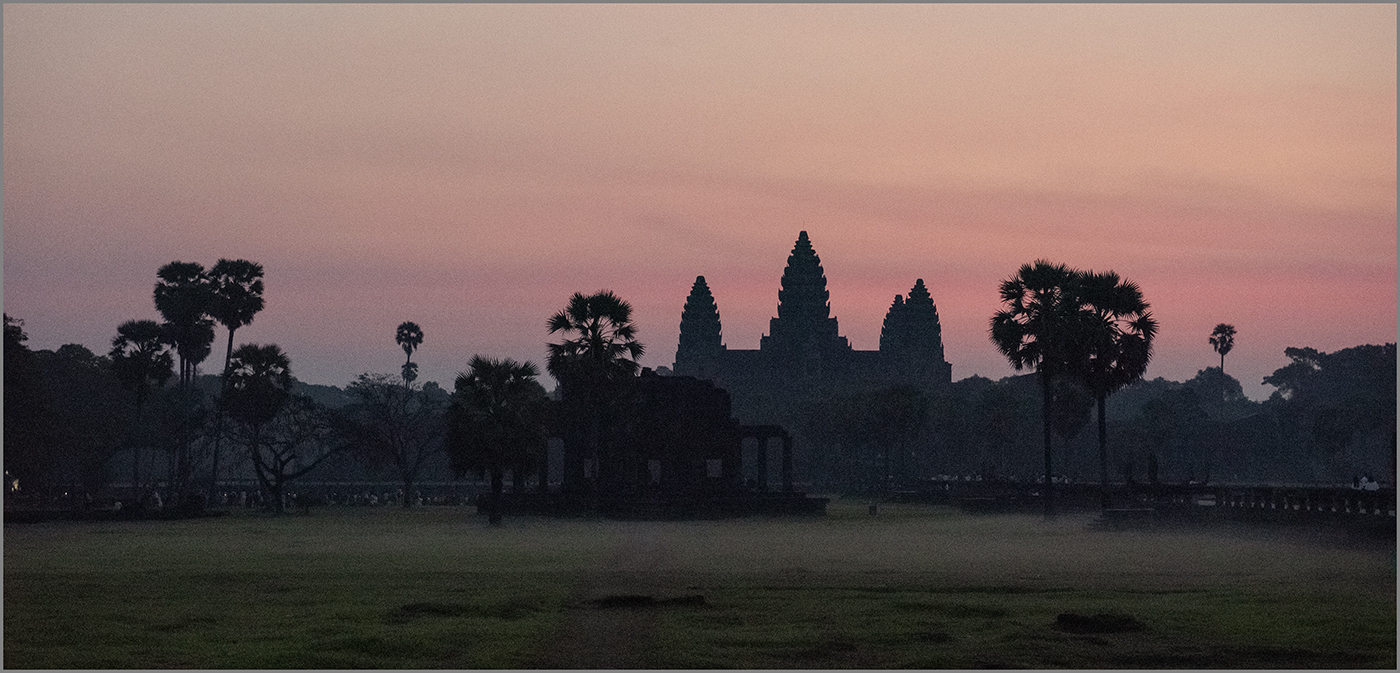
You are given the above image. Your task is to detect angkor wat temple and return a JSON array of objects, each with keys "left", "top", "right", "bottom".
[{"left": 673, "top": 231, "right": 953, "bottom": 424}]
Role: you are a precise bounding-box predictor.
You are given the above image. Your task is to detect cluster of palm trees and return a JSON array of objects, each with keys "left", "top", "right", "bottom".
[
  {"left": 108, "top": 259, "right": 265, "bottom": 505},
  {"left": 990, "top": 260, "right": 1158, "bottom": 514},
  {"left": 97, "top": 256, "right": 645, "bottom": 522},
  {"left": 443, "top": 290, "right": 644, "bottom": 524}
]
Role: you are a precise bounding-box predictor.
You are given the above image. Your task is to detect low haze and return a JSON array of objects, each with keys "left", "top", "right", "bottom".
[{"left": 4, "top": 4, "right": 1395, "bottom": 399}]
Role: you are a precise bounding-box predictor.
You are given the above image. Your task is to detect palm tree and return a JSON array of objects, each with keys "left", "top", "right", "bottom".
[
  {"left": 225, "top": 344, "right": 340, "bottom": 514},
  {"left": 225, "top": 344, "right": 293, "bottom": 431},
  {"left": 154, "top": 261, "right": 215, "bottom": 387},
  {"left": 989, "top": 260, "right": 1083, "bottom": 517},
  {"left": 1074, "top": 271, "right": 1158, "bottom": 508},
  {"left": 446, "top": 356, "right": 549, "bottom": 525},
  {"left": 207, "top": 259, "right": 265, "bottom": 498},
  {"left": 1209, "top": 323, "right": 1236, "bottom": 372},
  {"left": 396, "top": 321, "right": 424, "bottom": 384},
  {"left": 545, "top": 291, "right": 644, "bottom": 493},
  {"left": 546, "top": 291, "right": 645, "bottom": 382},
  {"left": 153, "top": 261, "right": 216, "bottom": 504},
  {"left": 109, "top": 319, "right": 175, "bottom": 499},
  {"left": 209, "top": 259, "right": 266, "bottom": 379},
  {"left": 224, "top": 343, "right": 294, "bottom": 512}
]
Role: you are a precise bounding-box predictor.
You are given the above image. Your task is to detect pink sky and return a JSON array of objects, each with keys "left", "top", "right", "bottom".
[{"left": 4, "top": 4, "right": 1395, "bottom": 400}]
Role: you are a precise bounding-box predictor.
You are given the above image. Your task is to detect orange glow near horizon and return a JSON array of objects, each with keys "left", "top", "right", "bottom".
[{"left": 4, "top": 4, "right": 1395, "bottom": 400}]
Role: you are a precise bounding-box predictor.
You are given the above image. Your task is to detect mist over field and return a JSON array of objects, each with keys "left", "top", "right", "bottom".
[{"left": 5, "top": 503, "right": 1394, "bottom": 668}]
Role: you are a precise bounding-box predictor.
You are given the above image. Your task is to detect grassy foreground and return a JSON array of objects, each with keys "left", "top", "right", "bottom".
[{"left": 4, "top": 500, "right": 1395, "bottom": 668}]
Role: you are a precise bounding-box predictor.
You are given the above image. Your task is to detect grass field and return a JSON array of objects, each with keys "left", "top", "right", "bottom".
[{"left": 4, "top": 500, "right": 1395, "bottom": 668}]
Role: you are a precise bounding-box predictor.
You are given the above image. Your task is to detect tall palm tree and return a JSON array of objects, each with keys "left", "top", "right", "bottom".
[
  {"left": 1209, "top": 323, "right": 1236, "bottom": 372},
  {"left": 446, "top": 356, "right": 549, "bottom": 525},
  {"left": 154, "top": 261, "right": 216, "bottom": 504},
  {"left": 207, "top": 259, "right": 265, "bottom": 498},
  {"left": 546, "top": 291, "right": 645, "bottom": 383},
  {"left": 546, "top": 291, "right": 644, "bottom": 493},
  {"left": 109, "top": 319, "right": 175, "bottom": 498},
  {"left": 154, "top": 261, "right": 215, "bottom": 387},
  {"left": 990, "top": 260, "right": 1083, "bottom": 517},
  {"left": 396, "top": 321, "right": 424, "bottom": 384},
  {"left": 209, "top": 259, "right": 266, "bottom": 379},
  {"left": 1074, "top": 271, "right": 1158, "bottom": 508}
]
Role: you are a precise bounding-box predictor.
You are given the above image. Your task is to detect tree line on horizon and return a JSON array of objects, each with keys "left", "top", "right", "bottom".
[
  {"left": 3, "top": 258, "right": 1395, "bottom": 516},
  {"left": 0, "top": 259, "right": 644, "bottom": 523}
]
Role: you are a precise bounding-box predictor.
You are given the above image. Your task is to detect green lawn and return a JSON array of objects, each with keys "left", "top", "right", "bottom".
[{"left": 4, "top": 501, "right": 1395, "bottom": 668}]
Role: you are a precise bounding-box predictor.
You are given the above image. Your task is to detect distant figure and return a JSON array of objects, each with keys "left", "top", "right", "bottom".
[{"left": 149, "top": 490, "right": 163, "bottom": 511}]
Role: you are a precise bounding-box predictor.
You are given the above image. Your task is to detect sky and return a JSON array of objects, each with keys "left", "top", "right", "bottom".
[{"left": 4, "top": 4, "right": 1395, "bottom": 400}]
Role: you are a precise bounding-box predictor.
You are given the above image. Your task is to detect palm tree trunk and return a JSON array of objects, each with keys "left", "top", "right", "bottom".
[
  {"left": 224, "top": 328, "right": 236, "bottom": 379},
  {"left": 130, "top": 392, "right": 146, "bottom": 503},
  {"left": 489, "top": 464, "right": 504, "bottom": 525},
  {"left": 538, "top": 445, "right": 549, "bottom": 494},
  {"left": 883, "top": 443, "right": 891, "bottom": 498},
  {"left": 1097, "top": 392, "right": 1110, "bottom": 509},
  {"left": 132, "top": 444, "right": 142, "bottom": 503},
  {"left": 1041, "top": 372, "right": 1054, "bottom": 517},
  {"left": 208, "top": 327, "right": 237, "bottom": 502}
]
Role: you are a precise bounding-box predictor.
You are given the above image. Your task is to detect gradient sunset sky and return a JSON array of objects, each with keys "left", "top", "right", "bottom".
[{"left": 4, "top": 4, "right": 1395, "bottom": 400}]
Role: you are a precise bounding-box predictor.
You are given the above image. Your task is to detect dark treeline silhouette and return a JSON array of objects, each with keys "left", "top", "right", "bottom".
[
  {"left": 796, "top": 345, "right": 1395, "bottom": 494},
  {"left": 4, "top": 257, "right": 1395, "bottom": 516}
]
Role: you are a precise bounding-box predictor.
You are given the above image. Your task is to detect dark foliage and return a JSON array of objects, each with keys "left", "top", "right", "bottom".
[
  {"left": 341, "top": 373, "right": 445, "bottom": 507},
  {"left": 446, "top": 356, "right": 549, "bottom": 523}
]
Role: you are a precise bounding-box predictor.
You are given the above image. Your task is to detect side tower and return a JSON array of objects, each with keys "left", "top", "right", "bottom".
[
  {"left": 674, "top": 275, "right": 725, "bottom": 379},
  {"left": 880, "top": 278, "right": 952, "bottom": 386},
  {"left": 760, "top": 231, "right": 850, "bottom": 360}
]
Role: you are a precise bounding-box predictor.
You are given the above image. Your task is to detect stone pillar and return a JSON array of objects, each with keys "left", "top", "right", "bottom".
[
  {"left": 757, "top": 435, "right": 769, "bottom": 492},
  {"left": 782, "top": 434, "right": 793, "bottom": 493}
]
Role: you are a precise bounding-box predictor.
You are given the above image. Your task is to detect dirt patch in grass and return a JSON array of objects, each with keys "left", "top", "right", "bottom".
[
  {"left": 589, "top": 593, "right": 707, "bottom": 608},
  {"left": 1055, "top": 612, "right": 1146, "bottom": 633}
]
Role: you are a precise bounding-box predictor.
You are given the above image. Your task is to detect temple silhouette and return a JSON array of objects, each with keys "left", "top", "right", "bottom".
[
  {"left": 673, "top": 231, "right": 953, "bottom": 424},
  {"left": 493, "top": 231, "right": 941, "bottom": 518}
]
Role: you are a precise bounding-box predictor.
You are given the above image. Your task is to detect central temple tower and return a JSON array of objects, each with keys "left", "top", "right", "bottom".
[
  {"left": 674, "top": 230, "right": 951, "bottom": 424},
  {"left": 759, "top": 231, "right": 850, "bottom": 360}
]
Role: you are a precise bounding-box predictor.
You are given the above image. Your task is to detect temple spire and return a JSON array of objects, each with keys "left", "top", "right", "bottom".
[
  {"left": 762, "top": 231, "right": 847, "bottom": 356},
  {"left": 776, "top": 231, "right": 830, "bottom": 323},
  {"left": 880, "top": 278, "right": 944, "bottom": 363},
  {"left": 879, "top": 294, "right": 907, "bottom": 351},
  {"left": 675, "top": 275, "right": 724, "bottom": 376}
]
